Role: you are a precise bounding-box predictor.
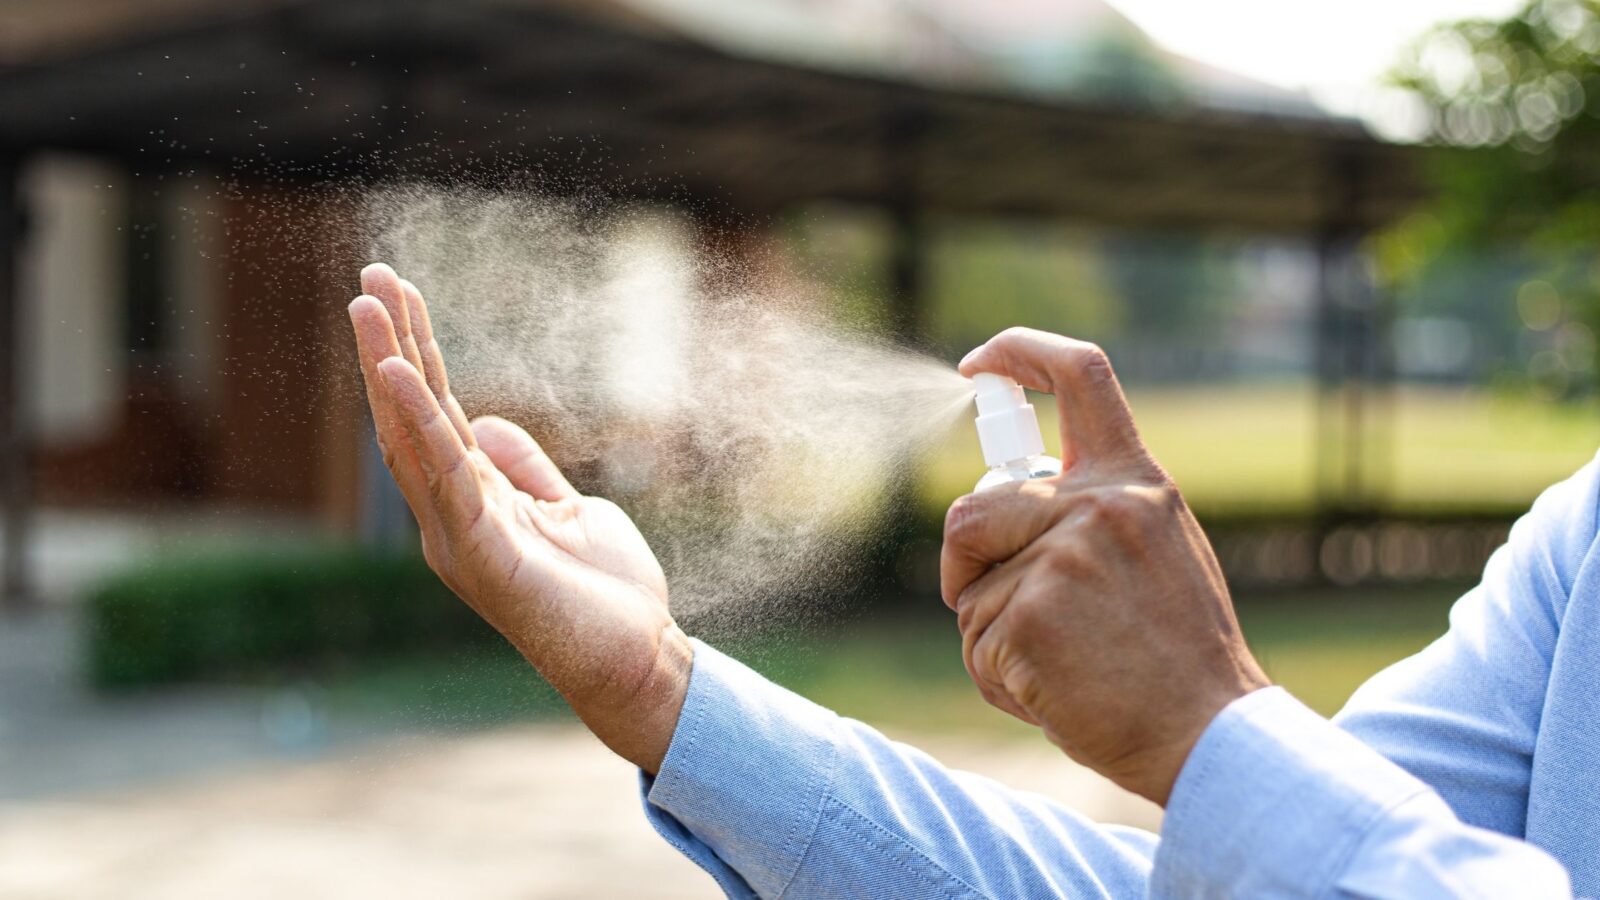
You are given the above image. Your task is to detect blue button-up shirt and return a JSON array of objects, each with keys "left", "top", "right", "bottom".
[{"left": 640, "top": 453, "right": 1600, "bottom": 897}]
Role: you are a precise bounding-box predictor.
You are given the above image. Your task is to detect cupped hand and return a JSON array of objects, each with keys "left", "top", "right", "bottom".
[
  {"left": 941, "top": 327, "right": 1270, "bottom": 805},
  {"left": 349, "top": 263, "right": 690, "bottom": 772}
]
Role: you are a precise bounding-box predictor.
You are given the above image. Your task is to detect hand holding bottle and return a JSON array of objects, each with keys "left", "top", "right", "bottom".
[{"left": 943, "top": 327, "right": 1271, "bottom": 805}]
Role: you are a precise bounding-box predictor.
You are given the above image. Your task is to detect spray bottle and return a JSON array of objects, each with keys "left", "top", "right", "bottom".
[{"left": 971, "top": 372, "right": 1062, "bottom": 492}]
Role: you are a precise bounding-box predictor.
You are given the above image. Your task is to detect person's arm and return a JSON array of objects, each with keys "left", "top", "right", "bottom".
[
  {"left": 642, "top": 639, "right": 1158, "bottom": 899},
  {"left": 1154, "top": 685, "right": 1571, "bottom": 898},
  {"left": 942, "top": 328, "right": 1578, "bottom": 896},
  {"left": 1332, "top": 455, "right": 1598, "bottom": 836},
  {"left": 1156, "top": 455, "right": 1599, "bottom": 897}
]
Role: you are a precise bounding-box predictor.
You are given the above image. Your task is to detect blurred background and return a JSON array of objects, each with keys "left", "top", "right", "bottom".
[{"left": 2, "top": 0, "right": 1597, "bottom": 896}]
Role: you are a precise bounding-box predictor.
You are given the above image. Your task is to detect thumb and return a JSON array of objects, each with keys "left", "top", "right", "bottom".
[
  {"left": 959, "top": 327, "right": 1146, "bottom": 474},
  {"left": 940, "top": 479, "right": 1062, "bottom": 610},
  {"left": 471, "top": 416, "right": 579, "bottom": 502}
]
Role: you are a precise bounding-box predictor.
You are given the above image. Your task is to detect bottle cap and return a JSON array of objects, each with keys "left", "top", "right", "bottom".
[{"left": 971, "top": 372, "right": 1046, "bottom": 468}]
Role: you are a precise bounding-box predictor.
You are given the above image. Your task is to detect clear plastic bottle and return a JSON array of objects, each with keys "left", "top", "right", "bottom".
[{"left": 971, "top": 372, "right": 1062, "bottom": 492}]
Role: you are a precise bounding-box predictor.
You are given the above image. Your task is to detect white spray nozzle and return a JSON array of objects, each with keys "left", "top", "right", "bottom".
[{"left": 971, "top": 372, "right": 1046, "bottom": 468}]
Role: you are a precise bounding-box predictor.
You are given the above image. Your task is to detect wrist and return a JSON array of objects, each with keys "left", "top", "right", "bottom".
[
  {"left": 638, "top": 624, "right": 696, "bottom": 772},
  {"left": 601, "top": 623, "right": 695, "bottom": 774},
  {"left": 1141, "top": 675, "right": 1273, "bottom": 805}
]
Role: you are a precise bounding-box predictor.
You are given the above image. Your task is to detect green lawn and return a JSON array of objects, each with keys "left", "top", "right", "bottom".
[
  {"left": 324, "top": 584, "right": 1464, "bottom": 738},
  {"left": 919, "top": 384, "right": 1599, "bottom": 518},
  {"left": 746, "top": 584, "right": 1461, "bottom": 733}
]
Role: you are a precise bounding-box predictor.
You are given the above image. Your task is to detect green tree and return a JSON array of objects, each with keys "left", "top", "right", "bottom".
[
  {"left": 1389, "top": 0, "right": 1600, "bottom": 396},
  {"left": 1393, "top": 0, "right": 1600, "bottom": 245}
]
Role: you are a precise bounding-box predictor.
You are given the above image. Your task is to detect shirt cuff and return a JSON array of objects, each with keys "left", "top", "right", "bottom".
[
  {"left": 1151, "top": 686, "right": 1431, "bottom": 898},
  {"left": 639, "top": 639, "right": 840, "bottom": 899}
]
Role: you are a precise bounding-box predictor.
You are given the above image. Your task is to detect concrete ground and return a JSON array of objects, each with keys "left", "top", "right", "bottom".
[
  {"left": 0, "top": 607, "right": 1159, "bottom": 898},
  {"left": 1, "top": 725, "right": 1160, "bottom": 898}
]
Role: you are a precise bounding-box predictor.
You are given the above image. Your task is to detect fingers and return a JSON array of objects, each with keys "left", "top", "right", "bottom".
[
  {"left": 940, "top": 480, "right": 1062, "bottom": 609},
  {"left": 361, "top": 263, "right": 426, "bottom": 374},
  {"left": 959, "top": 327, "right": 1144, "bottom": 471},
  {"left": 472, "top": 416, "right": 579, "bottom": 502},
  {"left": 349, "top": 295, "right": 429, "bottom": 503},
  {"left": 399, "top": 276, "right": 477, "bottom": 449},
  {"left": 378, "top": 357, "right": 486, "bottom": 530},
  {"left": 969, "top": 626, "right": 1042, "bottom": 726},
  {"left": 950, "top": 562, "right": 1043, "bottom": 726}
]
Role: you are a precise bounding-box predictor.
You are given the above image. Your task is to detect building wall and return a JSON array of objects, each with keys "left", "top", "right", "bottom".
[
  {"left": 20, "top": 156, "right": 123, "bottom": 444},
  {"left": 18, "top": 155, "right": 365, "bottom": 528},
  {"left": 213, "top": 185, "right": 365, "bottom": 528}
]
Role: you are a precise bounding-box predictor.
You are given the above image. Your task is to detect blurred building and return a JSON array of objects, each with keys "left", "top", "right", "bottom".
[{"left": 0, "top": 0, "right": 1423, "bottom": 605}]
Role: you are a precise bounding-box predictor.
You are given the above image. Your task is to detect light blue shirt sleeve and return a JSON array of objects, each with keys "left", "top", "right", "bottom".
[
  {"left": 1334, "top": 454, "right": 1599, "bottom": 837},
  {"left": 641, "top": 639, "right": 1156, "bottom": 898},
  {"left": 1137, "top": 454, "right": 1600, "bottom": 898},
  {"left": 641, "top": 455, "right": 1600, "bottom": 898},
  {"left": 1153, "top": 686, "right": 1571, "bottom": 898}
]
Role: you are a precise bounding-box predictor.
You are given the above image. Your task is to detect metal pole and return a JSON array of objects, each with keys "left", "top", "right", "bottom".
[
  {"left": 1313, "top": 150, "right": 1368, "bottom": 522},
  {"left": 1343, "top": 246, "right": 1381, "bottom": 514},
  {"left": 1342, "top": 248, "right": 1367, "bottom": 509},
  {"left": 889, "top": 201, "right": 925, "bottom": 344},
  {"left": 1369, "top": 261, "right": 1397, "bottom": 509},
  {"left": 0, "top": 155, "right": 32, "bottom": 613},
  {"left": 1313, "top": 228, "right": 1341, "bottom": 519},
  {"left": 886, "top": 107, "right": 928, "bottom": 347},
  {"left": 872, "top": 106, "right": 930, "bottom": 604}
]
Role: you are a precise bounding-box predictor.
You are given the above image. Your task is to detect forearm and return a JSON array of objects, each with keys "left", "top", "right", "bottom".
[
  {"left": 641, "top": 640, "right": 1156, "bottom": 898},
  {"left": 1155, "top": 687, "right": 1571, "bottom": 898}
]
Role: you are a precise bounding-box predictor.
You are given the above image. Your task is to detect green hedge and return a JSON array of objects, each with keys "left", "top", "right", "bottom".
[{"left": 86, "top": 545, "right": 498, "bottom": 689}]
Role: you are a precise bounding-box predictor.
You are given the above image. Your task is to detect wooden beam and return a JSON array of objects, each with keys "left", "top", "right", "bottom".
[{"left": 0, "top": 154, "right": 31, "bottom": 613}]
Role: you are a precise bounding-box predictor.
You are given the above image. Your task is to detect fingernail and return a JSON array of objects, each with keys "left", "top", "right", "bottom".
[{"left": 959, "top": 346, "right": 982, "bottom": 368}]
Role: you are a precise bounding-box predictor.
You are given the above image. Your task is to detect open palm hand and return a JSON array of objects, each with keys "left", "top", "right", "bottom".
[{"left": 349, "top": 264, "right": 690, "bottom": 771}]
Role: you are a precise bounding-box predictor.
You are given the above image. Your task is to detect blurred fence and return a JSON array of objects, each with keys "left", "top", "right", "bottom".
[{"left": 1211, "top": 518, "right": 1510, "bottom": 589}]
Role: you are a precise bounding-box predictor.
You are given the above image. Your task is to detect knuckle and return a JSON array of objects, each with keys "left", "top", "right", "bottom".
[
  {"left": 1006, "top": 593, "right": 1050, "bottom": 635},
  {"left": 955, "top": 576, "right": 1004, "bottom": 633},
  {"left": 1073, "top": 485, "right": 1144, "bottom": 528},
  {"left": 955, "top": 589, "right": 981, "bottom": 633},
  {"left": 1113, "top": 483, "right": 1182, "bottom": 527},
  {"left": 968, "top": 624, "right": 1005, "bottom": 683},
  {"left": 1073, "top": 487, "right": 1108, "bottom": 523},
  {"left": 1069, "top": 343, "right": 1113, "bottom": 383},
  {"left": 1137, "top": 481, "right": 1184, "bottom": 513},
  {"left": 1041, "top": 528, "right": 1091, "bottom": 576},
  {"left": 943, "top": 492, "right": 989, "bottom": 544},
  {"left": 1088, "top": 488, "right": 1146, "bottom": 541},
  {"left": 1101, "top": 485, "right": 1144, "bottom": 519},
  {"left": 989, "top": 633, "right": 1041, "bottom": 708}
]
